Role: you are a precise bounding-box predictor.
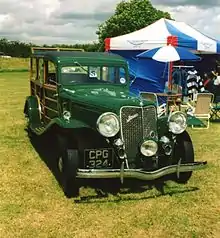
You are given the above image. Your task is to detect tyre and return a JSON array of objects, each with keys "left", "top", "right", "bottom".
[
  {"left": 57, "top": 137, "right": 80, "bottom": 198},
  {"left": 173, "top": 132, "right": 194, "bottom": 184},
  {"left": 25, "top": 111, "right": 35, "bottom": 139}
]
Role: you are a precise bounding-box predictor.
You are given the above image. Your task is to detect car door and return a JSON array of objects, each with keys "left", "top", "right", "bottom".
[
  {"left": 30, "top": 57, "right": 44, "bottom": 121},
  {"left": 42, "top": 60, "right": 59, "bottom": 123}
]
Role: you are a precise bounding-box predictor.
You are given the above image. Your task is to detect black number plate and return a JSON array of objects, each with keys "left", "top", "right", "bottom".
[{"left": 84, "top": 148, "right": 114, "bottom": 169}]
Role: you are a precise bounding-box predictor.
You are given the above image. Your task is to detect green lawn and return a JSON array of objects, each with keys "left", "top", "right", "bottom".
[
  {"left": 0, "top": 58, "right": 29, "bottom": 70},
  {"left": 0, "top": 72, "right": 219, "bottom": 238}
]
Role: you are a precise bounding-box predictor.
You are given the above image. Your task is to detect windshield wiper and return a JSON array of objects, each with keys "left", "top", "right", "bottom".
[{"left": 73, "top": 61, "right": 89, "bottom": 74}]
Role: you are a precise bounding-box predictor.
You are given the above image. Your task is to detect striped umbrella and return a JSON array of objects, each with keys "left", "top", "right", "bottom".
[
  {"left": 136, "top": 45, "right": 201, "bottom": 91},
  {"left": 136, "top": 45, "right": 201, "bottom": 62}
]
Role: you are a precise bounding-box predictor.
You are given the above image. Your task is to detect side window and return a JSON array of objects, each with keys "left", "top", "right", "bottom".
[
  {"left": 35, "top": 58, "right": 44, "bottom": 84},
  {"left": 38, "top": 59, "right": 44, "bottom": 84},
  {"left": 46, "top": 61, "right": 57, "bottom": 85},
  {"left": 48, "top": 61, "right": 56, "bottom": 73},
  {"left": 30, "top": 58, "right": 37, "bottom": 80}
]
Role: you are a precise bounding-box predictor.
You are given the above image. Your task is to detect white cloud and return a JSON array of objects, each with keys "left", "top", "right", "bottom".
[
  {"left": 154, "top": 4, "right": 220, "bottom": 40},
  {"left": 0, "top": 0, "right": 219, "bottom": 44}
]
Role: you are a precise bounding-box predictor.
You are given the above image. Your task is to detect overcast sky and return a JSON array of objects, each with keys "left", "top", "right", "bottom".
[{"left": 0, "top": 0, "right": 219, "bottom": 45}]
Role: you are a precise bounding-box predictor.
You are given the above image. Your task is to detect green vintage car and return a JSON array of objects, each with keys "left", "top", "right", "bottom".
[{"left": 24, "top": 48, "right": 207, "bottom": 198}]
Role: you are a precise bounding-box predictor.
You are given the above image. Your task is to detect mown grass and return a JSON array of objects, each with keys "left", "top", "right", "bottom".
[
  {"left": 0, "top": 58, "right": 29, "bottom": 70},
  {"left": 0, "top": 72, "right": 219, "bottom": 238}
]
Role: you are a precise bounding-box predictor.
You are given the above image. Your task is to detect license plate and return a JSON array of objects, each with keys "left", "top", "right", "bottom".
[{"left": 84, "top": 148, "right": 113, "bottom": 169}]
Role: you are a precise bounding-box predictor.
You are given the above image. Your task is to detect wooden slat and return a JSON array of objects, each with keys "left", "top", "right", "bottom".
[
  {"left": 42, "top": 86, "right": 46, "bottom": 115},
  {"left": 44, "top": 84, "right": 57, "bottom": 90},
  {"left": 44, "top": 106, "right": 58, "bottom": 113},
  {"left": 45, "top": 96, "right": 57, "bottom": 103},
  {"left": 31, "top": 47, "right": 84, "bottom": 53},
  {"left": 31, "top": 79, "right": 43, "bottom": 87},
  {"left": 44, "top": 115, "right": 51, "bottom": 120}
]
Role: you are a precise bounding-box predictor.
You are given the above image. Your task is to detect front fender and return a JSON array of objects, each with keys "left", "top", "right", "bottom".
[
  {"left": 24, "top": 95, "right": 41, "bottom": 125},
  {"left": 30, "top": 117, "right": 92, "bottom": 136},
  {"left": 55, "top": 118, "right": 91, "bottom": 129}
]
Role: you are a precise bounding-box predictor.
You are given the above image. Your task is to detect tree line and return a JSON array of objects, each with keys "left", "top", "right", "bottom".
[
  {"left": 0, "top": 38, "right": 101, "bottom": 58},
  {"left": 0, "top": 1, "right": 171, "bottom": 57}
]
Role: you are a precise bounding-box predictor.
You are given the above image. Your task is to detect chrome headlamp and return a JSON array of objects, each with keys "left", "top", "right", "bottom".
[
  {"left": 168, "top": 111, "right": 187, "bottom": 134},
  {"left": 97, "top": 112, "right": 120, "bottom": 137},
  {"left": 140, "top": 140, "right": 158, "bottom": 157}
]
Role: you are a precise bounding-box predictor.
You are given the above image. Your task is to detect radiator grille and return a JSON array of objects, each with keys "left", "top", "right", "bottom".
[
  {"left": 120, "top": 106, "right": 157, "bottom": 160},
  {"left": 142, "top": 105, "right": 158, "bottom": 140}
]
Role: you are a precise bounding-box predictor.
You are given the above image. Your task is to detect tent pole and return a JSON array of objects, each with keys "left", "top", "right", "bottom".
[
  {"left": 168, "top": 62, "right": 170, "bottom": 90},
  {"left": 168, "top": 61, "right": 173, "bottom": 90}
]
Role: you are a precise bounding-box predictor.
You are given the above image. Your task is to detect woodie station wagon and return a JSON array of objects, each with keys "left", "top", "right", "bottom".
[{"left": 24, "top": 47, "right": 207, "bottom": 198}]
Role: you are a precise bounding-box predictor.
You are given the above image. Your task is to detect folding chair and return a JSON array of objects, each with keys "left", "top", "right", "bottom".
[
  {"left": 186, "top": 93, "right": 214, "bottom": 129},
  {"left": 140, "top": 92, "right": 167, "bottom": 117},
  {"left": 211, "top": 95, "right": 220, "bottom": 121},
  {"left": 180, "top": 96, "right": 191, "bottom": 112}
]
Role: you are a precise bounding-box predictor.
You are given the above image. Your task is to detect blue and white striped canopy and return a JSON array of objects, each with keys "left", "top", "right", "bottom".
[{"left": 105, "top": 18, "right": 220, "bottom": 54}]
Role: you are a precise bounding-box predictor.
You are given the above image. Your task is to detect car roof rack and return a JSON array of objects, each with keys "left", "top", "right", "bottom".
[{"left": 31, "top": 47, "right": 84, "bottom": 54}]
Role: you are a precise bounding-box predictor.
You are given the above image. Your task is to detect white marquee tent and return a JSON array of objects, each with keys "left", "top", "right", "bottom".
[{"left": 105, "top": 18, "right": 220, "bottom": 53}]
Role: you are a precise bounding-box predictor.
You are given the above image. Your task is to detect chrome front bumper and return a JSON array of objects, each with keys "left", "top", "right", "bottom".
[{"left": 76, "top": 162, "right": 207, "bottom": 180}]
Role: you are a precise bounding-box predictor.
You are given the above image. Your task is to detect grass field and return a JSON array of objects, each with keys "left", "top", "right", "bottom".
[
  {"left": 0, "top": 58, "right": 29, "bottom": 70},
  {"left": 0, "top": 71, "right": 220, "bottom": 238}
]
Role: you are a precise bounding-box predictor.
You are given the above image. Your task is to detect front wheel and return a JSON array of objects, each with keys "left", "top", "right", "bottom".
[
  {"left": 25, "top": 112, "right": 36, "bottom": 139},
  {"left": 173, "top": 132, "right": 194, "bottom": 184},
  {"left": 58, "top": 148, "right": 80, "bottom": 198}
]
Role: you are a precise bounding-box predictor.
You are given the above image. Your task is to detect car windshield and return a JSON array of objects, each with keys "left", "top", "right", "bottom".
[{"left": 61, "top": 65, "right": 127, "bottom": 85}]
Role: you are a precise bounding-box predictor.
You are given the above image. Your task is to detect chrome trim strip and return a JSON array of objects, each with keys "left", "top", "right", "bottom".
[{"left": 76, "top": 162, "right": 207, "bottom": 180}]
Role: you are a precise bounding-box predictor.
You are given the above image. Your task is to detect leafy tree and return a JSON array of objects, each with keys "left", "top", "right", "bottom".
[{"left": 96, "top": 0, "right": 173, "bottom": 51}]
